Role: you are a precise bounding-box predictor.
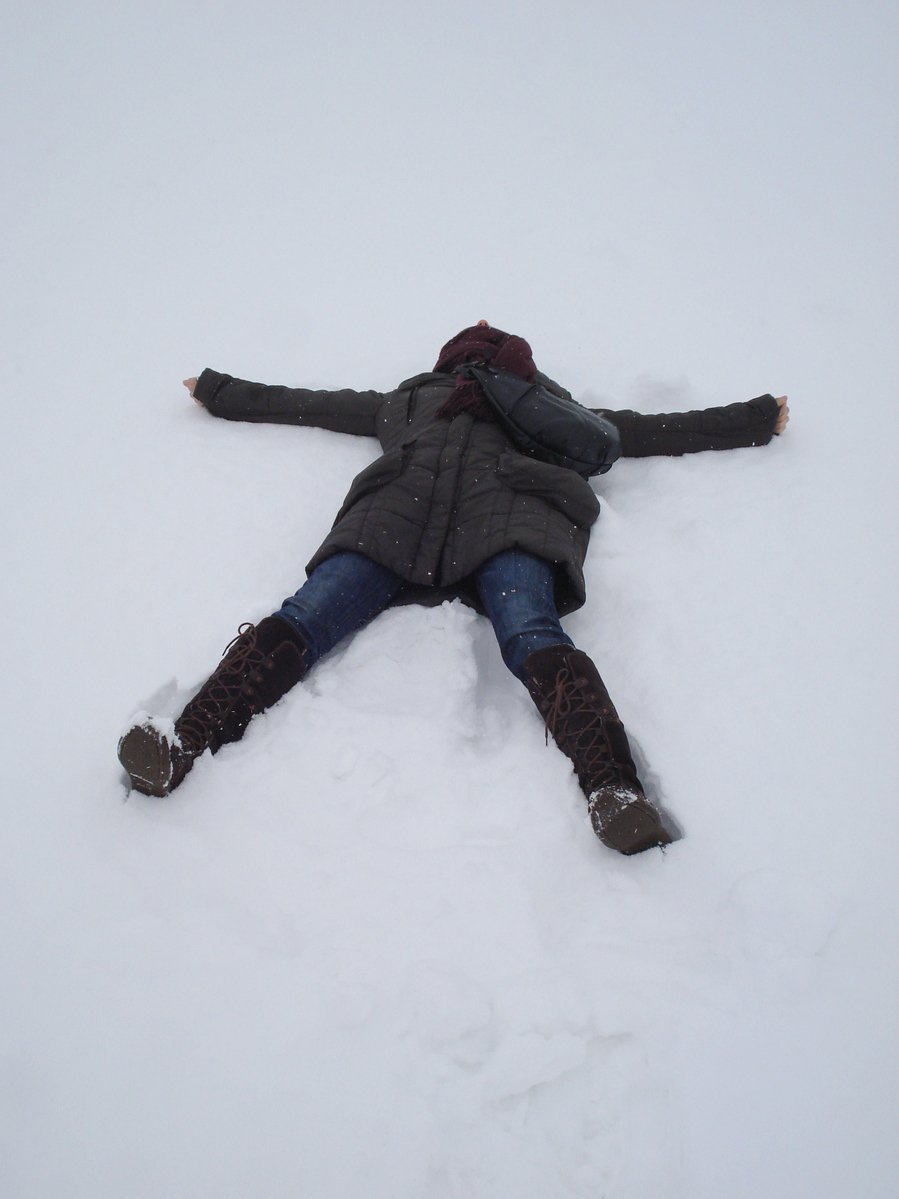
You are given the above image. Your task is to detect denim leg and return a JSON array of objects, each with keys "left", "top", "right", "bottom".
[
  {"left": 475, "top": 549, "right": 575, "bottom": 681},
  {"left": 271, "top": 551, "right": 406, "bottom": 669}
]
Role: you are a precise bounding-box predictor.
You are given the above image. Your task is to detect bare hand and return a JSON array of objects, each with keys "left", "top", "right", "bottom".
[
  {"left": 774, "top": 395, "right": 790, "bottom": 435},
  {"left": 183, "top": 377, "right": 203, "bottom": 407}
]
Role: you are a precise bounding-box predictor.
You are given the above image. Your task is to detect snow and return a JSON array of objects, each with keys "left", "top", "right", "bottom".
[{"left": 2, "top": 2, "right": 898, "bottom": 1196}]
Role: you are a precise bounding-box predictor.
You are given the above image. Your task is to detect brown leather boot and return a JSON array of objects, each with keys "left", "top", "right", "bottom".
[
  {"left": 523, "top": 645, "right": 672, "bottom": 855},
  {"left": 118, "top": 617, "right": 308, "bottom": 797}
]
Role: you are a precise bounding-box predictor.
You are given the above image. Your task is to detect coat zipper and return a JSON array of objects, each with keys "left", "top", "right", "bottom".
[{"left": 434, "top": 417, "right": 475, "bottom": 581}]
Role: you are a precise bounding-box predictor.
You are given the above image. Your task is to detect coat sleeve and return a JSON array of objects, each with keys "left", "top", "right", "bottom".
[
  {"left": 594, "top": 394, "right": 780, "bottom": 458},
  {"left": 193, "top": 368, "right": 384, "bottom": 437}
]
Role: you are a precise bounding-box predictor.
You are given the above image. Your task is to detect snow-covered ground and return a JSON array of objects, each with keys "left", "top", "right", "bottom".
[{"left": 2, "top": 3, "right": 897, "bottom": 1196}]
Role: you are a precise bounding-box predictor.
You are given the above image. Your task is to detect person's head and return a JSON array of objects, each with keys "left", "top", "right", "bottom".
[{"left": 434, "top": 321, "right": 536, "bottom": 382}]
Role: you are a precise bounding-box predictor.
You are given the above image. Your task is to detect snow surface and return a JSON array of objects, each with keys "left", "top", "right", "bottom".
[{"left": 2, "top": 3, "right": 898, "bottom": 1196}]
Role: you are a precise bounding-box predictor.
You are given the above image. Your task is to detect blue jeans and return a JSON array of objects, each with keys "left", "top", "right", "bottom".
[{"left": 272, "top": 550, "right": 574, "bottom": 682}]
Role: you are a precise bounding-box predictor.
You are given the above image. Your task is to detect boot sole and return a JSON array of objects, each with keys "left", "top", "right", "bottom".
[
  {"left": 117, "top": 724, "right": 177, "bottom": 798},
  {"left": 589, "top": 788, "right": 673, "bottom": 855}
]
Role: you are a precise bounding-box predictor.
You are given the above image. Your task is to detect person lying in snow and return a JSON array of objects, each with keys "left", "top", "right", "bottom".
[{"left": 118, "top": 321, "right": 789, "bottom": 855}]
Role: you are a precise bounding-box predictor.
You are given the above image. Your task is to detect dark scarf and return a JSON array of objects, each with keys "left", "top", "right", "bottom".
[{"left": 434, "top": 325, "right": 537, "bottom": 420}]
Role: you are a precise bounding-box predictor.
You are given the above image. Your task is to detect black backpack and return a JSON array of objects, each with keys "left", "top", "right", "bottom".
[{"left": 465, "top": 364, "right": 621, "bottom": 477}]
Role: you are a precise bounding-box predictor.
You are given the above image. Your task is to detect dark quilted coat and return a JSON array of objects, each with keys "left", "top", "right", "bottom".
[{"left": 194, "top": 366, "right": 779, "bottom": 615}]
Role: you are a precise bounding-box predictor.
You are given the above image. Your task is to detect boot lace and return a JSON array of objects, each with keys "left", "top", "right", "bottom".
[
  {"left": 175, "top": 624, "right": 271, "bottom": 755},
  {"left": 535, "top": 663, "right": 622, "bottom": 793}
]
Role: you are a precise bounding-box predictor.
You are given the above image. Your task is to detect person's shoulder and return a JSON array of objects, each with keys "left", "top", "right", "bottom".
[
  {"left": 394, "top": 370, "right": 452, "bottom": 391},
  {"left": 395, "top": 369, "right": 453, "bottom": 388}
]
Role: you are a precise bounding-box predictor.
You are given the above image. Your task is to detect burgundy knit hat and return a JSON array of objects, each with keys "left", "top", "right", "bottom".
[
  {"left": 434, "top": 325, "right": 537, "bottom": 383},
  {"left": 434, "top": 325, "right": 537, "bottom": 420}
]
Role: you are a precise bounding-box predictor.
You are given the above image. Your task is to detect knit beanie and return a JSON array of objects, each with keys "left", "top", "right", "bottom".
[{"left": 434, "top": 325, "right": 536, "bottom": 419}]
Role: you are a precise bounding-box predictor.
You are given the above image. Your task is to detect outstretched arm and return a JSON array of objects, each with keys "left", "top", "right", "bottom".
[
  {"left": 184, "top": 370, "right": 384, "bottom": 438},
  {"left": 596, "top": 393, "right": 789, "bottom": 458}
]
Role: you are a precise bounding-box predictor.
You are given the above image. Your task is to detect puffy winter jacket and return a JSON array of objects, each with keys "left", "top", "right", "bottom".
[{"left": 194, "top": 367, "right": 779, "bottom": 614}]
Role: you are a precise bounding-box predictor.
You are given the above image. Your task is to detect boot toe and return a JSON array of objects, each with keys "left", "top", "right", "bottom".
[
  {"left": 588, "top": 787, "right": 673, "bottom": 855},
  {"left": 117, "top": 723, "right": 187, "bottom": 797}
]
